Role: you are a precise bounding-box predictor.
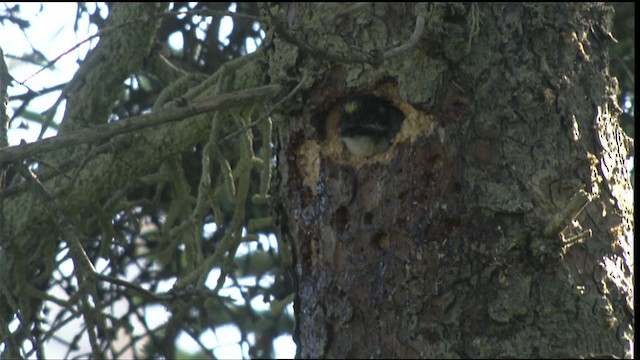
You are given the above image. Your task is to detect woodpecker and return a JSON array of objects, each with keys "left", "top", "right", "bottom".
[{"left": 338, "top": 95, "right": 404, "bottom": 157}]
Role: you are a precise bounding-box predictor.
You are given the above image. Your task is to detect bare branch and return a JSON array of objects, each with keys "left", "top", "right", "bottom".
[
  {"left": 0, "top": 84, "right": 283, "bottom": 166},
  {"left": 383, "top": 15, "right": 426, "bottom": 60}
]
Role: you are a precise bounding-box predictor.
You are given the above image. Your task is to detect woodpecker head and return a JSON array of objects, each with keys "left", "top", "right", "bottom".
[{"left": 339, "top": 95, "right": 404, "bottom": 157}]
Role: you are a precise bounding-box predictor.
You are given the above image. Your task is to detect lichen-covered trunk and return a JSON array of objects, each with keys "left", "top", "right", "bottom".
[{"left": 268, "top": 3, "right": 633, "bottom": 358}]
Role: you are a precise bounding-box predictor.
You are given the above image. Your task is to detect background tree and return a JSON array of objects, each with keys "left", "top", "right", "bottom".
[
  {"left": 2, "top": 3, "right": 292, "bottom": 358},
  {"left": 0, "top": 2, "right": 634, "bottom": 359}
]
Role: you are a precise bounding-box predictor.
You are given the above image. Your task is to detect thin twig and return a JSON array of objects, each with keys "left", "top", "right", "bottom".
[
  {"left": 273, "top": 10, "right": 426, "bottom": 65},
  {"left": 170, "top": 8, "right": 266, "bottom": 23},
  {"left": 15, "top": 164, "right": 97, "bottom": 274},
  {"left": 222, "top": 75, "right": 308, "bottom": 142},
  {"left": 95, "top": 273, "right": 166, "bottom": 301},
  {"left": 273, "top": 17, "right": 383, "bottom": 65},
  {"left": 383, "top": 15, "right": 426, "bottom": 59},
  {"left": 19, "top": 31, "right": 101, "bottom": 85},
  {"left": 18, "top": 8, "right": 266, "bottom": 86}
]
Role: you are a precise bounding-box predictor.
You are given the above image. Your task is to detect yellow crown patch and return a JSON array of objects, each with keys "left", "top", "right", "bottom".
[{"left": 343, "top": 100, "right": 359, "bottom": 114}]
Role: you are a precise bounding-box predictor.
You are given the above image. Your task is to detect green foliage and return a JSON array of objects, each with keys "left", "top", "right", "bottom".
[{"left": 1, "top": 2, "right": 293, "bottom": 359}]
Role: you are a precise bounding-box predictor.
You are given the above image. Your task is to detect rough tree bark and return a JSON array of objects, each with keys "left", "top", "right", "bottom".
[{"left": 268, "top": 3, "right": 633, "bottom": 358}]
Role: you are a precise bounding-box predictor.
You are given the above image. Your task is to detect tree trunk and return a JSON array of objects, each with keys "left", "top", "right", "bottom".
[{"left": 269, "top": 3, "right": 633, "bottom": 358}]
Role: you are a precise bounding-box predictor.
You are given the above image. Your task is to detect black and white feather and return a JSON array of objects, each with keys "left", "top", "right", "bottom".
[{"left": 339, "top": 95, "right": 404, "bottom": 157}]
